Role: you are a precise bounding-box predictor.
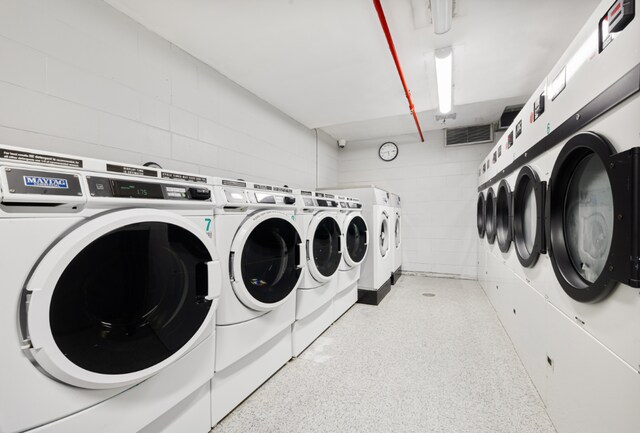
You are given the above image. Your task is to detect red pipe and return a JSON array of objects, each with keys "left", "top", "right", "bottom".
[{"left": 373, "top": 0, "right": 425, "bottom": 142}]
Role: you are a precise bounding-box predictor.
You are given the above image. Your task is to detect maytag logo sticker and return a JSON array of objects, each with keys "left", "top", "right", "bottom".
[{"left": 23, "top": 176, "right": 69, "bottom": 189}]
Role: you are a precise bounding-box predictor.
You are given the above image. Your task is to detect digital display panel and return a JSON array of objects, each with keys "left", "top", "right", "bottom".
[{"left": 111, "top": 179, "right": 164, "bottom": 199}]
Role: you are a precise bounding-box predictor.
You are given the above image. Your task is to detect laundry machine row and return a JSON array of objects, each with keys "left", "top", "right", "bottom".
[
  {"left": 0, "top": 144, "right": 219, "bottom": 433},
  {"left": 476, "top": 1, "right": 640, "bottom": 432}
]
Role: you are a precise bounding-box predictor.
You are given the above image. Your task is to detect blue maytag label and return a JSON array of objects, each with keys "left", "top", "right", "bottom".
[{"left": 23, "top": 176, "right": 69, "bottom": 189}]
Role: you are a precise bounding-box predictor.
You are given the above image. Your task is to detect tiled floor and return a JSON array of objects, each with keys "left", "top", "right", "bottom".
[{"left": 212, "top": 276, "right": 556, "bottom": 433}]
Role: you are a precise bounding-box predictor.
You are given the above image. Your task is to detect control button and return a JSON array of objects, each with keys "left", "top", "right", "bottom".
[
  {"left": 188, "top": 187, "right": 211, "bottom": 200},
  {"left": 284, "top": 196, "right": 296, "bottom": 205}
]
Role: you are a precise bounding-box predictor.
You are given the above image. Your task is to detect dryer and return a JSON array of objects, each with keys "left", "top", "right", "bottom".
[
  {"left": 477, "top": 1, "right": 640, "bottom": 431},
  {"left": 291, "top": 190, "right": 342, "bottom": 356},
  {"left": 389, "top": 193, "right": 402, "bottom": 285},
  {"left": 320, "top": 186, "right": 392, "bottom": 305},
  {"left": 333, "top": 195, "right": 369, "bottom": 321},
  {"left": 208, "top": 178, "right": 303, "bottom": 426},
  {"left": 0, "top": 145, "right": 220, "bottom": 433}
]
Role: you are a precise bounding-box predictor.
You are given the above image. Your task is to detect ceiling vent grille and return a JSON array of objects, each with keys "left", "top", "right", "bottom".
[{"left": 444, "top": 124, "right": 493, "bottom": 147}]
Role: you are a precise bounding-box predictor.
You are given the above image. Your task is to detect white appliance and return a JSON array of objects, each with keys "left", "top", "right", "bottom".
[
  {"left": 333, "top": 195, "right": 369, "bottom": 321},
  {"left": 320, "top": 186, "right": 392, "bottom": 305},
  {"left": 0, "top": 145, "right": 220, "bottom": 433},
  {"left": 389, "top": 193, "right": 402, "bottom": 284},
  {"left": 291, "top": 190, "right": 342, "bottom": 356},
  {"left": 477, "top": 1, "right": 640, "bottom": 432},
  {"left": 209, "top": 178, "right": 303, "bottom": 426}
]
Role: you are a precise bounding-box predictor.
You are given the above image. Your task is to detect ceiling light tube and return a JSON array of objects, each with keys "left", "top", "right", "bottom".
[
  {"left": 435, "top": 47, "right": 453, "bottom": 114},
  {"left": 432, "top": 0, "right": 453, "bottom": 34}
]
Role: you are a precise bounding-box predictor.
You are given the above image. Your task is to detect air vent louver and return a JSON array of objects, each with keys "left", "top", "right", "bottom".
[{"left": 445, "top": 124, "right": 493, "bottom": 147}]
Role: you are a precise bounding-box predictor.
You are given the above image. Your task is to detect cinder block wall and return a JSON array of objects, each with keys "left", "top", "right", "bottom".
[{"left": 0, "top": 0, "right": 338, "bottom": 189}]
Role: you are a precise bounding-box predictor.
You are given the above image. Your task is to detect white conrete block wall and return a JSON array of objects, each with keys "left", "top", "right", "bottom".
[{"left": 0, "top": 0, "right": 337, "bottom": 189}]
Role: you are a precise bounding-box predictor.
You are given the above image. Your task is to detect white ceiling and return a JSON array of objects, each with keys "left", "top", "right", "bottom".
[{"left": 106, "top": 0, "right": 599, "bottom": 141}]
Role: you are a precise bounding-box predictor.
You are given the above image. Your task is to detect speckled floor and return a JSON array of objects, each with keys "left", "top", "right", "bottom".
[{"left": 211, "top": 276, "right": 556, "bottom": 433}]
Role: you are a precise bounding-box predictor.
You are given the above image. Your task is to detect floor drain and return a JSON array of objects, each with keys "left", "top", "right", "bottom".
[{"left": 422, "top": 293, "right": 436, "bottom": 297}]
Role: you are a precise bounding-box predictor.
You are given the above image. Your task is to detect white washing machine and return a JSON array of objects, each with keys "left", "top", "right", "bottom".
[
  {"left": 0, "top": 145, "right": 220, "bottom": 433},
  {"left": 389, "top": 193, "right": 402, "bottom": 285},
  {"left": 208, "top": 178, "right": 303, "bottom": 426},
  {"left": 291, "top": 190, "right": 342, "bottom": 356},
  {"left": 320, "top": 186, "right": 392, "bottom": 305},
  {"left": 333, "top": 195, "right": 369, "bottom": 321},
  {"left": 477, "top": 1, "right": 640, "bottom": 431}
]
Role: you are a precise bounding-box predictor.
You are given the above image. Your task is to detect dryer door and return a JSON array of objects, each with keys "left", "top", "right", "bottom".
[
  {"left": 477, "top": 192, "right": 486, "bottom": 238},
  {"left": 343, "top": 213, "right": 368, "bottom": 268},
  {"left": 380, "top": 211, "right": 390, "bottom": 258},
  {"left": 22, "top": 208, "right": 220, "bottom": 390},
  {"left": 306, "top": 213, "right": 342, "bottom": 283},
  {"left": 496, "top": 180, "right": 513, "bottom": 253},
  {"left": 230, "top": 210, "right": 303, "bottom": 311},
  {"left": 513, "top": 165, "right": 546, "bottom": 267},
  {"left": 485, "top": 187, "right": 497, "bottom": 244},
  {"left": 547, "top": 132, "right": 638, "bottom": 302}
]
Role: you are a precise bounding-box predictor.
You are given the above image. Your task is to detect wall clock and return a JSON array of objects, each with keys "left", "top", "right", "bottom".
[{"left": 379, "top": 142, "right": 398, "bottom": 162}]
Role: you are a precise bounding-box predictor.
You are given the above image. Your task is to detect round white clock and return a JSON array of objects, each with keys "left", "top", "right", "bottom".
[{"left": 379, "top": 142, "right": 398, "bottom": 162}]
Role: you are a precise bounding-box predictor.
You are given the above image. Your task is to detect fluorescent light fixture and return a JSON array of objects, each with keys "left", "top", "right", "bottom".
[
  {"left": 431, "top": 0, "right": 453, "bottom": 34},
  {"left": 435, "top": 47, "right": 453, "bottom": 114}
]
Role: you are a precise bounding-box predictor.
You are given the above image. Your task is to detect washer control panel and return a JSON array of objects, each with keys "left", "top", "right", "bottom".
[{"left": 87, "top": 176, "right": 211, "bottom": 201}]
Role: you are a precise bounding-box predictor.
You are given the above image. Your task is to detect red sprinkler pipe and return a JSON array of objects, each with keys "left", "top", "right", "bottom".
[{"left": 373, "top": 0, "right": 425, "bottom": 142}]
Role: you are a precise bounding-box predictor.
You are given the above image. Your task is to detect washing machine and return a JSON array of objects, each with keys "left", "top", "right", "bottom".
[
  {"left": 208, "top": 178, "right": 303, "bottom": 426},
  {"left": 477, "top": 1, "right": 640, "bottom": 431},
  {"left": 389, "top": 193, "right": 402, "bottom": 285},
  {"left": 333, "top": 195, "right": 369, "bottom": 321},
  {"left": 320, "top": 186, "right": 392, "bottom": 305},
  {"left": 291, "top": 190, "right": 342, "bottom": 356},
  {"left": 0, "top": 145, "right": 220, "bottom": 433}
]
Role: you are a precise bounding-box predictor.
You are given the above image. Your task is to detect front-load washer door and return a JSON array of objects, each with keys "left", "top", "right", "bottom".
[
  {"left": 380, "top": 212, "right": 390, "bottom": 258},
  {"left": 307, "top": 213, "right": 342, "bottom": 283},
  {"left": 21, "top": 208, "right": 220, "bottom": 389},
  {"left": 513, "top": 165, "right": 546, "bottom": 268},
  {"left": 547, "top": 132, "right": 639, "bottom": 303},
  {"left": 394, "top": 212, "right": 401, "bottom": 250},
  {"left": 343, "top": 213, "right": 368, "bottom": 268},
  {"left": 230, "top": 210, "right": 303, "bottom": 311}
]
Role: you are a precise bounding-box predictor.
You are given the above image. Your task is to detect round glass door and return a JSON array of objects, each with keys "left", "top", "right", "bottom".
[
  {"left": 548, "top": 132, "right": 620, "bottom": 303},
  {"left": 485, "top": 188, "right": 496, "bottom": 244},
  {"left": 309, "top": 215, "right": 342, "bottom": 279},
  {"left": 496, "top": 180, "right": 512, "bottom": 253},
  {"left": 513, "top": 166, "right": 544, "bottom": 267},
  {"left": 237, "top": 215, "right": 302, "bottom": 308},
  {"left": 380, "top": 214, "right": 389, "bottom": 257},
  {"left": 49, "top": 222, "right": 213, "bottom": 375},
  {"left": 394, "top": 213, "right": 401, "bottom": 249},
  {"left": 22, "top": 208, "right": 218, "bottom": 389},
  {"left": 477, "top": 192, "right": 485, "bottom": 238},
  {"left": 564, "top": 154, "right": 613, "bottom": 283},
  {"left": 345, "top": 214, "right": 368, "bottom": 265}
]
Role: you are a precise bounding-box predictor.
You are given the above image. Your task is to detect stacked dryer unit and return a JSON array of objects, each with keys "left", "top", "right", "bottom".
[
  {"left": 321, "top": 186, "right": 392, "bottom": 305},
  {"left": 0, "top": 145, "right": 220, "bottom": 433},
  {"left": 208, "top": 178, "right": 303, "bottom": 426},
  {"left": 292, "top": 190, "right": 342, "bottom": 356},
  {"left": 389, "top": 193, "right": 402, "bottom": 285},
  {"left": 477, "top": 1, "right": 640, "bottom": 432},
  {"left": 333, "top": 195, "right": 369, "bottom": 321}
]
